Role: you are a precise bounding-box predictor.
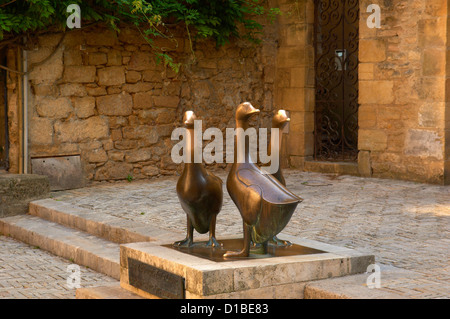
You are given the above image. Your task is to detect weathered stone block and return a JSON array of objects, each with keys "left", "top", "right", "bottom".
[
  {"left": 284, "top": 25, "right": 308, "bottom": 46},
  {"left": 280, "top": 88, "right": 304, "bottom": 111},
  {"left": 404, "top": 129, "right": 444, "bottom": 160},
  {"left": 359, "top": 81, "right": 394, "bottom": 105},
  {"left": 29, "top": 117, "right": 53, "bottom": 145},
  {"left": 0, "top": 174, "right": 50, "bottom": 217},
  {"left": 114, "top": 140, "right": 139, "bottom": 150},
  {"left": 153, "top": 96, "right": 180, "bottom": 108},
  {"left": 418, "top": 77, "right": 446, "bottom": 101},
  {"left": 95, "top": 162, "right": 133, "bottom": 181},
  {"left": 133, "top": 92, "right": 154, "bottom": 109},
  {"left": 85, "top": 148, "right": 108, "bottom": 163},
  {"left": 142, "top": 166, "right": 160, "bottom": 177},
  {"left": 276, "top": 47, "right": 307, "bottom": 68},
  {"left": 32, "top": 84, "right": 58, "bottom": 96},
  {"left": 359, "top": 39, "right": 386, "bottom": 62},
  {"left": 290, "top": 111, "right": 314, "bottom": 133},
  {"left": 73, "top": 96, "right": 96, "bottom": 119},
  {"left": 118, "top": 28, "right": 147, "bottom": 45},
  {"left": 128, "top": 52, "right": 154, "bottom": 71},
  {"left": 418, "top": 18, "right": 446, "bottom": 47},
  {"left": 86, "top": 86, "right": 107, "bottom": 97},
  {"left": 358, "top": 129, "right": 387, "bottom": 152},
  {"left": 97, "top": 93, "right": 132, "bottom": 116},
  {"left": 36, "top": 98, "right": 73, "bottom": 119},
  {"left": 418, "top": 102, "right": 445, "bottom": 128},
  {"left": 358, "top": 150, "right": 372, "bottom": 177},
  {"left": 85, "top": 30, "right": 119, "bottom": 47},
  {"left": 54, "top": 116, "right": 109, "bottom": 143},
  {"left": 98, "top": 66, "right": 126, "bottom": 86},
  {"left": 358, "top": 63, "right": 374, "bottom": 80},
  {"left": 358, "top": 104, "right": 377, "bottom": 129},
  {"left": 59, "top": 83, "right": 87, "bottom": 97},
  {"left": 28, "top": 49, "right": 63, "bottom": 84},
  {"left": 88, "top": 52, "right": 107, "bottom": 65},
  {"left": 126, "top": 71, "right": 142, "bottom": 83},
  {"left": 63, "top": 66, "right": 96, "bottom": 83},
  {"left": 122, "top": 83, "right": 155, "bottom": 93},
  {"left": 64, "top": 50, "right": 83, "bottom": 66},
  {"left": 155, "top": 109, "right": 177, "bottom": 124},
  {"left": 107, "top": 50, "right": 122, "bottom": 66},
  {"left": 287, "top": 132, "right": 314, "bottom": 156},
  {"left": 122, "top": 125, "right": 159, "bottom": 144},
  {"left": 125, "top": 149, "right": 152, "bottom": 163},
  {"left": 423, "top": 49, "right": 445, "bottom": 76}
]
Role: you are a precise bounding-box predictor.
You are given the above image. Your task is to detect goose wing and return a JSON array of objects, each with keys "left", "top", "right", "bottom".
[{"left": 237, "top": 168, "right": 302, "bottom": 205}]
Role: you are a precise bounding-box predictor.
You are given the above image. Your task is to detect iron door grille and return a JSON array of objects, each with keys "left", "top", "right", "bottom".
[{"left": 314, "top": 0, "right": 359, "bottom": 161}]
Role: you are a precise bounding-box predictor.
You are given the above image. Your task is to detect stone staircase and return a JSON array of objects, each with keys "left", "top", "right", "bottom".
[{"left": 0, "top": 198, "right": 176, "bottom": 282}]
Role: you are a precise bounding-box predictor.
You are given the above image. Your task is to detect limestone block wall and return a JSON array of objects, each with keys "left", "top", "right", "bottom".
[
  {"left": 274, "top": 0, "right": 315, "bottom": 169},
  {"left": 358, "top": 0, "right": 449, "bottom": 184},
  {"left": 24, "top": 25, "right": 275, "bottom": 182}
]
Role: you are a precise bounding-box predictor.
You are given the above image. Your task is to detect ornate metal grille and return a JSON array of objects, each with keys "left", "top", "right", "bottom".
[{"left": 314, "top": 0, "right": 359, "bottom": 161}]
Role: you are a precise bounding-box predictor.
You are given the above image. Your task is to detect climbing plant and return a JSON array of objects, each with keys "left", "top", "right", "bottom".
[{"left": 0, "top": 0, "right": 281, "bottom": 71}]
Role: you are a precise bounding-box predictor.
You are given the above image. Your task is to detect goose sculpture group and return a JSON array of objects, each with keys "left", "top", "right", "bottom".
[{"left": 174, "top": 103, "right": 303, "bottom": 258}]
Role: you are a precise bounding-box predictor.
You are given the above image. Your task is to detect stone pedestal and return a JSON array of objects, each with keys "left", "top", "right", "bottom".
[{"left": 119, "top": 234, "right": 374, "bottom": 299}]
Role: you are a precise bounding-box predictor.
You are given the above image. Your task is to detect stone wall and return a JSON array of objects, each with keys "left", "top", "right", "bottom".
[
  {"left": 358, "top": 0, "right": 449, "bottom": 184},
  {"left": 25, "top": 24, "right": 276, "bottom": 182},
  {"left": 273, "top": 0, "right": 315, "bottom": 169}
]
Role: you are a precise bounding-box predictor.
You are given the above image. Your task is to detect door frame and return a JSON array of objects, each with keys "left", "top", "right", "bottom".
[{"left": 0, "top": 48, "right": 9, "bottom": 170}]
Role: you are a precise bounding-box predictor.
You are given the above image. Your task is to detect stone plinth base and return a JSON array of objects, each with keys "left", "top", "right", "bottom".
[{"left": 119, "top": 234, "right": 374, "bottom": 299}]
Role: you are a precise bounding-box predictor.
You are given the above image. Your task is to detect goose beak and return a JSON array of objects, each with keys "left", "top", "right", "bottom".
[{"left": 183, "top": 111, "right": 196, "bottom": 125}]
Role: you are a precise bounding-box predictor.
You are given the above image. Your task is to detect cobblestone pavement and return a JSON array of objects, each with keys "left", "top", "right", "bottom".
[
  {"left": 1, "top": 169, "right": 449, "bottom": 298},
  {"left": 0, "top": 236, "right": 118, "bottom": 299}
]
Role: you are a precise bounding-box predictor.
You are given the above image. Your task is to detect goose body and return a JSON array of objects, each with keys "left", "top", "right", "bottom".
[
  {"left": 174, "top": 111, "right": 223, "bottom": 247},
  {"left": 224, "top": 103, "right": 302, "bottom": 257},
  {"left": 268, "top": 110, "right": 293, "bottom": 246}
]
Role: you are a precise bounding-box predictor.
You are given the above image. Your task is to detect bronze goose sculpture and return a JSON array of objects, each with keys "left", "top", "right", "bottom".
[
  {"left": 268, "top": 110, "right": 293, "bottom": 247},
  {"left": 224, "top": 103, "right": 303, "bottom": 258},
  {"left": 174, "top": 111, "right": 223, "bottom": 247}
]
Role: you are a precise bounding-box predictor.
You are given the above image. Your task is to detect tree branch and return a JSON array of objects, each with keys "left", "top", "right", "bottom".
[{"left": 0, "top": 0, "right": 17, "bottom": 8}]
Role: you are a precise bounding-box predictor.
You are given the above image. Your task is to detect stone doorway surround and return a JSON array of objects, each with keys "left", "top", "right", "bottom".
[
  {"left": 0, "top": 48, "right": 7, "bottom": 170},
  {"left": 274, "top": 0, "right": 449, "bottom": 185}
]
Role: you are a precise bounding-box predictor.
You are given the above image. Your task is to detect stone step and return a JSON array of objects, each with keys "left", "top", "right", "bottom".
[
  {"left": 304, "top": 160, "right": 359, "bottom": 176},
  {"left": 76, "top": 283, "right": 145, "bottom": 299},
  {"left": 29, "top": 198, "right": 176, "bottom": 244},
  {"left": 304, "top": 266, "right": 417, "bottom": 299},
  {"left": 0, "top": 214, "right": 120, "bottom": 280}
]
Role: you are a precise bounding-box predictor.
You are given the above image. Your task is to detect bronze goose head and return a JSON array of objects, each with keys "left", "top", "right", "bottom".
[{"left": 183, "top": 110, "right": 197, "bottom": 129}]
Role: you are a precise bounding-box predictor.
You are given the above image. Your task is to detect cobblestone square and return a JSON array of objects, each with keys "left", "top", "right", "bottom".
[{"left": 1, "top": 170, "right": 449, "bottom": 298}]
